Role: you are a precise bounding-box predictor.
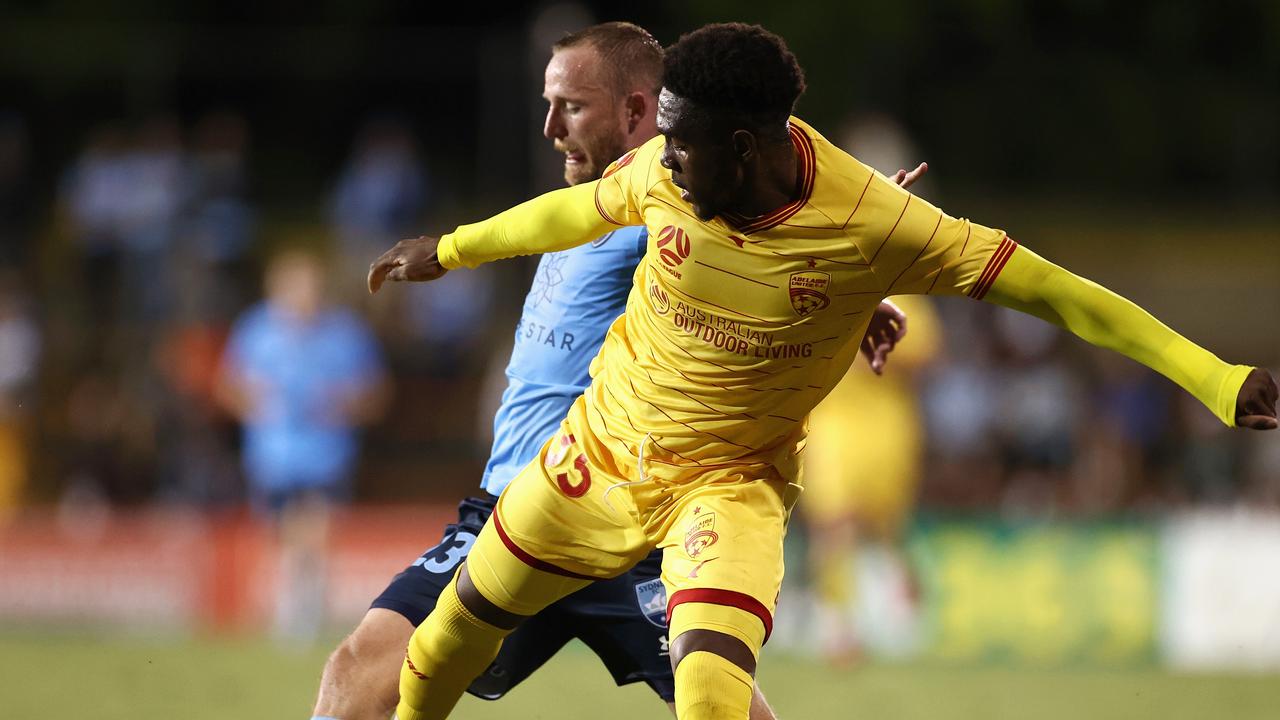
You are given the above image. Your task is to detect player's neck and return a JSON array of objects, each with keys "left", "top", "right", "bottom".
[{"left": 725, "top": 141, "right": 801, "bottom": 221}]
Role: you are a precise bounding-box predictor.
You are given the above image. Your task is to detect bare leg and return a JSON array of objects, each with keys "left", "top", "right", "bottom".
[{"left": 313, "top": 608, "right": 414, "bottom": 720}]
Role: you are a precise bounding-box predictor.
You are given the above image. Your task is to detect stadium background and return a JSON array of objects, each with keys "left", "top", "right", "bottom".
[{"left": 0, "top": 1, "right": 1278, "bottom": 718}]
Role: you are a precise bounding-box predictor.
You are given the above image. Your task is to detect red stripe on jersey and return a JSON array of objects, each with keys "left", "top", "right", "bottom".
[
  {"left": 869, "top": 195, "right": 912, "bottom": 265},
  {"left": 974, "top": 241, "right": 1017, "bottom": 299},
  {"left": 725, "top": 124, "right": 816, "bottom": 235},
  {"left": 969, "top": 236, "right": 1018, "bottom": 299},
  {"left": 667, "top": 588, "right": 774, "bottom": 643},
  {"left": 841, "top": 173, "right": 875, "bottom": 229},
  {"left": 594, "top": 184, "right": 625, "bottom": 226},
  {"left": 968, "top": 236, "right": 1009, "bottom": 297},
  {"left": 491, "top": 508, "right": 596, "bottom": 580}
]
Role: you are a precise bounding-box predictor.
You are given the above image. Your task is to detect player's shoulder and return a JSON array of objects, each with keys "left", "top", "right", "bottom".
[
  {"left": 791, "top": 116, "right": 872, "bottom": 182},
  {"left": 602, "top": 136, "right": 662, "bottom": 179},
  {"left": 791, "top": 115, "right": 908, "bottom": 221}
]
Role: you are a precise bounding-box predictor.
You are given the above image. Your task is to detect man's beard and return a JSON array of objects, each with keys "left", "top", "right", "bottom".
[{"left": 562, "top": 133, "right": 627, "bottom": 187}]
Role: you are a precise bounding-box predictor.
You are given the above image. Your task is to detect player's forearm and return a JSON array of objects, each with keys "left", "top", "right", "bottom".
[
  {"left": 984, "top": 246, "right": 1250, "bottom": 426},
  {"left": 438, "top": 182, "right": 616, "bottom": 269}
]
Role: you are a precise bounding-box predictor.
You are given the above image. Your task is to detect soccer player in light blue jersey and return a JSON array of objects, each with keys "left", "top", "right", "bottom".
[{"left": 313, "top": 22, "right": 913, "bottom": 720}]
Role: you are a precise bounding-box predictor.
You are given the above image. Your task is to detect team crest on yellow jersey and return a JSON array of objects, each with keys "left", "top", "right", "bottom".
[
  {"left": 684, "top": 510, "right": 719, "bottom": 558},
  {"left": 788, "top": 271, "right": 831, "bottom": 316}
]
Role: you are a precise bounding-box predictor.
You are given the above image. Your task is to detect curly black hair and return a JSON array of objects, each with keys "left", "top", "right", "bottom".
[{"left": 662, "top": 23, "right": 806, "bottom": 138}]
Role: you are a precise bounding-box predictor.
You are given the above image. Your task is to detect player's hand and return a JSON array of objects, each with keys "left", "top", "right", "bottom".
[
  {"left": 861, "top": 299, "right": 908, "bottom": 375},
  {"left": 891, "top": 162, "right": 928, "bottom": 189},
  {"left": 1236, "top": 367, "right": 1278, "bottom": 430},
  {"left": 368, "top": 235, "right": 448, "bottom": 293}
]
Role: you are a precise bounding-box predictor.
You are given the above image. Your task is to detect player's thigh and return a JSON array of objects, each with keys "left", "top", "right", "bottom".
[
  {"left": 369, "top": 495, "right": 494, "bottom": 625},
  {"left": 559, "top": 550, "right": 676, "bottom": 702},
  {"left": 660, "top": 477, "right": 789, "bottom": 659},
  {"left": 484, "top": 421, "right": 651, "bottom": 582}
]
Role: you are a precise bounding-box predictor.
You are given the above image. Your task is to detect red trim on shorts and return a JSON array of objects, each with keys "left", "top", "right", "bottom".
[
  {"left": 491, "top": 507, "right": 596, "bottom": 580},
  {"left": 667, "top": 588, "right": 774, "bottom": 643}
]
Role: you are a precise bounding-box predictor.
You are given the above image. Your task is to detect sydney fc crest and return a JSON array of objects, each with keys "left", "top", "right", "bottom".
[
  {"left": 788, "top": 271, "right": 831, "bottom": 316},
  {"left": 634, "top": 578, "right": 669, "bottom": 627}
]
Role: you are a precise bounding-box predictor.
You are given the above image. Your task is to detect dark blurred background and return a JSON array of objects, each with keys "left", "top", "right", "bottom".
[{"left": 0, "top": 0, "right": 1276, "bottom": 512}]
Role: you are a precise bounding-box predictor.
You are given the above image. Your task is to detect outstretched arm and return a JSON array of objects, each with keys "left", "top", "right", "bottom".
[
  {"left": 368, "top": 180, "right": 619, "bottom": 292},
  {"left": 984, "top": 245, "right": 1277, "bottom": 429}
]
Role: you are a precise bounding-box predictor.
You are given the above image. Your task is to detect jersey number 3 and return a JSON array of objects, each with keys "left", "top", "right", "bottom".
[
  {"left": 557, "top": 454, "right": 592, "bottom": 498},
  {"left": 417, "top": 530, "right": 478, "bottom": 573}
]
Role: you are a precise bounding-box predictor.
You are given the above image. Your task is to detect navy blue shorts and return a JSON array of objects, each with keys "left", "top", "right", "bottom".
[{"left": 371, "top": 495, "right": 674, "bottom": 702}]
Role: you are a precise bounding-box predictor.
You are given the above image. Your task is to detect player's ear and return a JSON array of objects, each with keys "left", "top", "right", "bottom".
[
  {"left": 731, "top": 129, "right": 756, "bottom": 163},
  {"left": 624, "top": 92, "right": 647, "bottom": 133}
]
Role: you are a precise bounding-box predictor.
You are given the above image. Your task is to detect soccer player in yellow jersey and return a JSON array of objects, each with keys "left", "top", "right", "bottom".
[
  {"left": 369, "top": 23, "right": 1278, "bottom": 720},
  {"left": 804, "top": 294, "right": 941, "bottom": 664}
]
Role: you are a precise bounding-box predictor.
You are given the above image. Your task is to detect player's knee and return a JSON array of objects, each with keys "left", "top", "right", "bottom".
[
  {"left": 668, "top": 602, "right": 766, "bottom": 677},
  {"left": 456, "top": 563, "right": 527, "bottom": 630}
]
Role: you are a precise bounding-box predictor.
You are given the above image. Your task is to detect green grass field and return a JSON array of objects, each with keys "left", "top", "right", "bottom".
[{"left": 2, "top": 630, "right": 1278, "bottom": 719}]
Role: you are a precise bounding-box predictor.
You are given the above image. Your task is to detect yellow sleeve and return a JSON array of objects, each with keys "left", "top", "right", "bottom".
[
  {"left": 985, "top": 245, "right": 1251, "bottom": 427},
  {"left": 863, "top": 184, "right": 1010, "bottom": 298},
  {"left": 438, "top": 137, "right": 662, "bottom": 270},
  {"left": 436, "top": 182, "right": 614, "bottom": 269}
]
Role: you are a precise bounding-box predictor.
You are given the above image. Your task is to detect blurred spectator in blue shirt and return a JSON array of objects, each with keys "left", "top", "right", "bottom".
[{"left": 216, "top": 249, "right": 388, "bottom": 643}]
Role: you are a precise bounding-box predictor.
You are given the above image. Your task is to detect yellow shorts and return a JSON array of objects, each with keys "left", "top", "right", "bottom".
[
  {"left": 490, "top": 395, "right": 790, "bottom": 642},
  {"left": 802, "top": 399, "right": 922, "bottom": 535}
]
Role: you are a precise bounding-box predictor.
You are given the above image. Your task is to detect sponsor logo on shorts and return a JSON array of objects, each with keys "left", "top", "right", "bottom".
[
  {"left": 684, "top": 511, "right": 719, "bottom": 558},
  {"left": 634, "top": 578, "right": 669, "bottom": 628},
  {"left": 788, "top": 270, "right": 831, "bottom": 316}
]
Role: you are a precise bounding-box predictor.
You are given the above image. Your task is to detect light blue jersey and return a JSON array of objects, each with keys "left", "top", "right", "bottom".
[
  {"left": 223, "top": 304, "right": 385, "bottom": 494},
  {"left": 481, "top": 226, "right": 647, "bottom": 495}
]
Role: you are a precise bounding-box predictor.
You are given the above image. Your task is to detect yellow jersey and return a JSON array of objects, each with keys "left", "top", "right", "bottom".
[
  {"left": 438, "top": 116, "right": 1248, "bottom": 482},
  {"left": 445, "top": 118, "right": 1007, "bottom": 480}
]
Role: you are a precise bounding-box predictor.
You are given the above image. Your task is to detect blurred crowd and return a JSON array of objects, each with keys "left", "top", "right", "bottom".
[{"left": 0, "top": 107, "right": 1275, "bottom": 523}]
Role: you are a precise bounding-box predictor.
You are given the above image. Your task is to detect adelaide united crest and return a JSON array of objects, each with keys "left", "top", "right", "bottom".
[
  {"left": 684, "top": 510, "right": 719, "bottom": 558},
  {"left": 788, "top": 271, "right": 831, "bottom": 316}
]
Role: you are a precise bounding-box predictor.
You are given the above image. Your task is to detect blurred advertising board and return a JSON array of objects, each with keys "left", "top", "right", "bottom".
[
  {"left": 1161, "top": 510, "right": 1280, "bottom": 671},
  {"left": 0, "top": 506, "right": 452, "bottom": 632},
  {"left": 909, "top": 518, "right": 1159, "bottom": 665}
]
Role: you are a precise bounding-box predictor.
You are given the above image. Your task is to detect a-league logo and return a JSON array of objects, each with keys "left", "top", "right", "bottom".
[
  {"left": 649, "top": 281, "right": 670, "bottom": 315},
  {"left": 788, "top": 271, "right": 831, "bottom": 316},
  {"left": 656, "top": 225, "right": 691, "bottom": 267}
]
